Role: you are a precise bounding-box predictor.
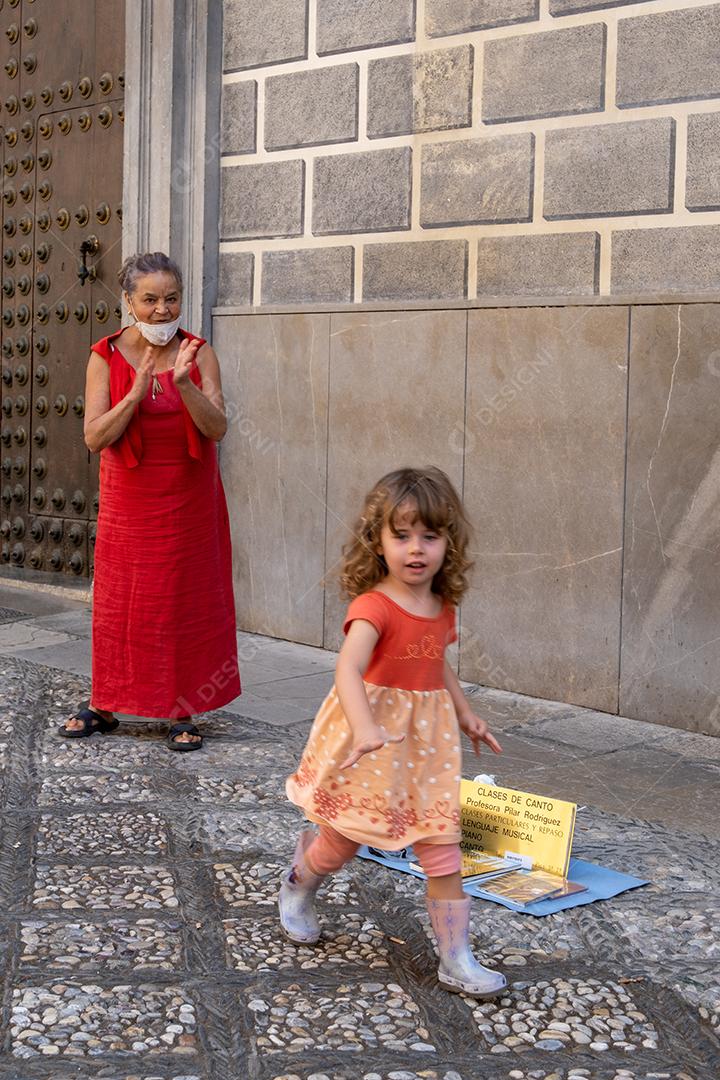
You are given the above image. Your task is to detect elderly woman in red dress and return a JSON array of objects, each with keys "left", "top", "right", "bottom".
[{"left": 58, "top": 252, "right": 241, "bottom": 750}]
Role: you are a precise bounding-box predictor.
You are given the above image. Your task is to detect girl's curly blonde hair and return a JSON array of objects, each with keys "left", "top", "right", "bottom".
[{"left": 340, "top": 466, "right": 473, "bottom": 606}]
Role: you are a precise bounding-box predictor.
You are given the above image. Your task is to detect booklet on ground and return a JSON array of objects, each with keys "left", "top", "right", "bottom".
[
  {"left": 460, "top": 851, "right": 521, "bottom": 882},
  {"left": 469, "top": 867, "right": 588, "bottom": 909},
  {"left": 408, "top": 850, "right": 521, "bottom": 883}
]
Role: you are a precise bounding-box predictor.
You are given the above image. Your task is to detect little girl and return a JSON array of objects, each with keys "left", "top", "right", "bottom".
[{"left": 281, "top": 466, "right": 506, "bottom": 998}]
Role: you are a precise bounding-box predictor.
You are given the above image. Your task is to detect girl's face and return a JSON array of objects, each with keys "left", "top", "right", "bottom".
[
  {"left": 378, "top": 503, "right": 448, "bottom": 589},
  {"left": 125, "top": 272, "right": 181, "bottom": 324}
]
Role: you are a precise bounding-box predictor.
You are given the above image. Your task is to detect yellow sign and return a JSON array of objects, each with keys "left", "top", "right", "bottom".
[{"left": 460, "top": 779, "right": 577, "bottom": 878}]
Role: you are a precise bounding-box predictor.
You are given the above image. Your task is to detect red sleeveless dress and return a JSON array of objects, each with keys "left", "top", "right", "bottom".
[{"left": 90, "top": 329, "right": 241, "bottom": 718}]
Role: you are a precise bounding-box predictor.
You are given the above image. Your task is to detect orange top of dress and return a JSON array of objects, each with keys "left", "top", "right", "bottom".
[{"left": 344, "top": 591, "right": 457, "bottom": 691}]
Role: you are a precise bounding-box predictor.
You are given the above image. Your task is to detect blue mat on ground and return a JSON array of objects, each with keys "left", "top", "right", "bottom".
[{"left": 357, "top": 847, "right": 649, "bottom": 917}]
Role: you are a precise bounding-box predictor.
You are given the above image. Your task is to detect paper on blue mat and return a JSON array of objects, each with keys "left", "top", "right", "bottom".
[{"left": 357, "top": 848, "right": 649, "bottom": 916}]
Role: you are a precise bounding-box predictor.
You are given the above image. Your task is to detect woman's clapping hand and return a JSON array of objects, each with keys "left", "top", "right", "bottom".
[
  {"left": 127, "top": 347, "right": 156, "bottom": 404},
  {"left": 173, "top": 337, "right": 201, "bottom": 387}
]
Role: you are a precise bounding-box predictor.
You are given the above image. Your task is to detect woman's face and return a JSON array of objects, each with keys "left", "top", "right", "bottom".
[{"left": 126, "top": 272, "right": 181, "bottom": 324}]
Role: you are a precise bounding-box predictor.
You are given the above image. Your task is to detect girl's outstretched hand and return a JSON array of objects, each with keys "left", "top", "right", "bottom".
[
  {"left": 339, "top": 726, "right": 405, "bottom": 771},
  {"left": 459, "top": 710, "right": 502, "bottom": 757}
]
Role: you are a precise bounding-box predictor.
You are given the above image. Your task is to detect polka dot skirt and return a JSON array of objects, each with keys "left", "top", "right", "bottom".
[{"left": 286, "top": 681, "right": 462, "bottom": 848}]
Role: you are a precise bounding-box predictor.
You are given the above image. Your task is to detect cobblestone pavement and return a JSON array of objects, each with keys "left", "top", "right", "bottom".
[{"left": 0, "top": 584, "right": 718, "bottom": 1080}]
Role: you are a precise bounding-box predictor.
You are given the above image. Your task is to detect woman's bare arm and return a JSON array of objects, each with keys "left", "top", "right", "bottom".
[
  {"left": 174, "top": 341, "right": 227, "bottom": 441},
  {"left": 83, "top": 350, "right": 152, "bottom": 453}
]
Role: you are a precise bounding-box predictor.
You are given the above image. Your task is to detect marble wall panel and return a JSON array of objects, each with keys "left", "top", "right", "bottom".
[
  {"left": 213, "top": 314, "right": 330, "bottom": 646},
  {"left": 620, "top": 304, "right": 720, "bottom": 735},
  {"left": 462, "top": 307, "right": 628, "bottom": 712},
  {"left": 212, "top": 302, "right": 720, "bottom": 734},
  {"left": 323, "top": 310, "right": 467, "bottom": 650}
]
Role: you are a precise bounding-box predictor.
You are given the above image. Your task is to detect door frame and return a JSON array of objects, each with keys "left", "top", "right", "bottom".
[{"left": 123, "top": 0, "right": 222, "bottom": 339}]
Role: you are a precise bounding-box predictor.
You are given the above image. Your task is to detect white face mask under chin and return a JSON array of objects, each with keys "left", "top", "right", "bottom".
[{"left": 129, "top": 302, "right": 182, "bottom": 347}]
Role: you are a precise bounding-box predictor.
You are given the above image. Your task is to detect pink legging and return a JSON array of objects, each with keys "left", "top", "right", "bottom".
[{"left": 305, "top": 825, "right": 461, "bottom": 878}]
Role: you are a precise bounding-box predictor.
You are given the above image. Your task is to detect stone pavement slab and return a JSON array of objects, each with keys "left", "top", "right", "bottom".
[
  {"left": 29, "top": 608, "right": 94, "bottom": 638},
  {"left": 8, "top": 636, "right": 94, "bottom": 677},
  {"left": 0, "top": 581, "right": 717, "bottom": 1080},
  {"left": 517, "top": 711, "right": 667, "bottom": 753},
  {"left": 236, "top": 631, "right": 339, "bottom": 678},
  {"left": 0, "top": 621, "right": 75, "bottom": 653},
  {"left": 223, "top": 672, "right": 337, "bottom": 726}
]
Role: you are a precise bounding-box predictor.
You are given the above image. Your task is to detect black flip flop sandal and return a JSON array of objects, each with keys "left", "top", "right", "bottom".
[
  {"left": 167, "top": 721, "right": 203, "bottom": 752},
  {"left": 58, "top": 707, "right": 120, "bottom": 739}
]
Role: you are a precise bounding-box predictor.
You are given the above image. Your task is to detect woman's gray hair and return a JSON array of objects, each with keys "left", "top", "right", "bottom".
[{"left": 118, "top": 252, "right": 183, "bottom": 295}]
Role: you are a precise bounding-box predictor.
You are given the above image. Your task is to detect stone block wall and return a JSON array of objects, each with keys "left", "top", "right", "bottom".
[{"left": 218, "top": 0, "right": 720, "bottom": 305}]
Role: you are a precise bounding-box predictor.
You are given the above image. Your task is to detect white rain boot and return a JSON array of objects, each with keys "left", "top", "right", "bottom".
[
  {"left": 278, "top": 830, "right": 325, "bottom": 944},
  {"left": 427, "top": 896, "right": 507, "bottom": 998}
]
